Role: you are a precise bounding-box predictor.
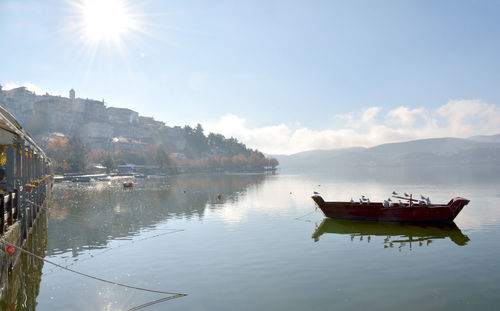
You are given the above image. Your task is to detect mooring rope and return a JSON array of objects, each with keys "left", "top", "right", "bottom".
[
  {"left": 43, "top": 228, "right": 185, "bottom": 274},
  {"left": 127, "top": 294, "right": 186, "bottom": 311},
  {"left": 23, "top": 198, "right": 185, "bottom": 274},
  {"left": 0, "top": 238, "right": 187, "bottom": 298},
  {"left": 295, "top": 209, "right": 318, "bottom": 222}
]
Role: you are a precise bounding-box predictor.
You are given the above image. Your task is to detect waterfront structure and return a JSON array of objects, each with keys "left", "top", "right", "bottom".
[{"left": 0, "top": 105, "right": 51, "bottom": 298}]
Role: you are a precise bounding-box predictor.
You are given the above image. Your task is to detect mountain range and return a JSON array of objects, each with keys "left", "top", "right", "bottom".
[{"left": 274, "top": 134, "right": 500, "bottom": 181}]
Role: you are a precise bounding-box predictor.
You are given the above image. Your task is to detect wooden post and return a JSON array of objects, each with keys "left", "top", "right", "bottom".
[
  {"left": 13, "top": 189, "right": 18, "bottom": 220},
  {"left": 0, "top": 194, "right": 4, "bottom": 234},
  {"left": 7, "top": 192, "right": 13, "bottom": 226},
  {"left": 28, "top": 190, "right": 33, "bottom": 229},
  {"left": 6, "top": 144, "right": 14, "bottom": 190}
]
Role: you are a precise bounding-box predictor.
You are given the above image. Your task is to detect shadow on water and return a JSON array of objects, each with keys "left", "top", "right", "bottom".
[
  {"left": 312, "top": 218, "right": 470, "bottom": 247},
  {"left": 0, "top": 210, "right": 48, "bottom": 310}
]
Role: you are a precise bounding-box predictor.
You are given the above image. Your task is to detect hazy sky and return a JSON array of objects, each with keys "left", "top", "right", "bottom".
[{"left": 1, "top": 0, "right": 500, "bottom": 154}]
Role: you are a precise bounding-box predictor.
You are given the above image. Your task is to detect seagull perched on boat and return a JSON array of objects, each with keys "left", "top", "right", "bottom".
[
  {"left": 392, "top": 191, "right": 398, "bottom": 195},
  {"left": 404, "top": 192, "right": 410, "bottom": 197},
  {"left": 359, "top": 198, "right": 363, "bottom": 204},
  {"left": 361, "top": 195, "right": 367, "bottom": 201},
  {"left": 418, "top": 200, "right": 425, "bottom": 205},
  {"left": 350, "top": 198, "right": 354, "bottom": 203},
  {"left": 313, "top": 191, "right": 320, "bottom": 195},
  {"left": 383, "top": 200, "right": 389, "bottom": 208},
  {"left": 399, "top": 200, "right": 405, "bottom": 206},
  {"left": 367, "top": 198, "right": 370, "bottom": 203}
]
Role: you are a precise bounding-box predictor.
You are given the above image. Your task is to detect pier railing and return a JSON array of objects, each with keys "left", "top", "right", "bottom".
[{"left": 0, "top": 179, "right": 48, "bottom": 238}]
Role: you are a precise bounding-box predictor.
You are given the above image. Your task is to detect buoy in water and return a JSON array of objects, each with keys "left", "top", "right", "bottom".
[
  {"left": 217, "top": 193, "right": 221, "bottom": 200},
  {"left": 6, "top": 246, "right": 15, "bottom": 254}
]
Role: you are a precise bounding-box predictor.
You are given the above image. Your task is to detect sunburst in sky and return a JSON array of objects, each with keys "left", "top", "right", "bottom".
[
  {"left": 65, "top": 0, "right": 148, "bottom": 65},
  {"left": 75, "top": 0, "right": 141, "bottom": 43},
  {"left": 80, "top": 0, "right": 135, "bottom": 42}
]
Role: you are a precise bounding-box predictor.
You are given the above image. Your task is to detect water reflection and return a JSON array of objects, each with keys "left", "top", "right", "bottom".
[
  {"left": 312, "top": 218, "right": 470, "bottom": 248},
  {"left": 47, "top": 174, "right": 266, "bottom": 257},
  {"left": 0, "top": 211, "right": 47, "bottom": 310}
]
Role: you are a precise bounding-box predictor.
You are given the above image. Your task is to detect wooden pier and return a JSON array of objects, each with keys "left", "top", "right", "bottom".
[{"left": 0, "top": 106, "right": 52, "bottom": 298}]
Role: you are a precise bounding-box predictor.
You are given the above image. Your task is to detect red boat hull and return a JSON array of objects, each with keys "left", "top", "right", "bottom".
[{"left": 312, "top": 195, "right": 469, "bottom": 222}]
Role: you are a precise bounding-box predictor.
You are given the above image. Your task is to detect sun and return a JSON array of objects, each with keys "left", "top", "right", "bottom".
[{"left": 79, "top": 0, "right": 136, "bottom": 43}]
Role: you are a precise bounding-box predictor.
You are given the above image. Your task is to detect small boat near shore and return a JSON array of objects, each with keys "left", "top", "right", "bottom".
[
  {"left": 312, "top": 193, "right": 470, "bottom": 222},
  {"left": 123, "top": 182, "right": 134, "bottom": 188}
]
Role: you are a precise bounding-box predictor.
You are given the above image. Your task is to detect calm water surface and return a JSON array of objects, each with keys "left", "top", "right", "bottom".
[{"left": 8, "top": 174, "right": 500, "bottom": 310}]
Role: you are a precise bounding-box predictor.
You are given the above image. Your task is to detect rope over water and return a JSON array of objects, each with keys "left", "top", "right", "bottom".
[
  {"left": 0, "top": 239, "right": 187, "bottom": 297},
  {"left": 2, "top": 197, "right": 187, "bottom": 307},
  {"left": 295, "top": 209, "right": 318, "bottom": 222}
]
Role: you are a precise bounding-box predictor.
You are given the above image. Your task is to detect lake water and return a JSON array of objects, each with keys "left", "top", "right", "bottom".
[{"left": 3, "top": 173, "right": 500, "bottom": 310}]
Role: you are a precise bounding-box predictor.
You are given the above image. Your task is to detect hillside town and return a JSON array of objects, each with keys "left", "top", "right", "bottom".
[{"left": 0, "top": 85, "right": 278, "bottom": 173}]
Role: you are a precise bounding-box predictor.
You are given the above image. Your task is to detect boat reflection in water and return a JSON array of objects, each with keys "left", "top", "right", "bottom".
[{"left": 312, "top": 218, "right": 470, "bottom": 248}]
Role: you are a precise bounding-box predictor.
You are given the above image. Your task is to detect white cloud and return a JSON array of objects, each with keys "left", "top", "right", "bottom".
[
  {"left": 361, "top": 107, "right": 381, "bottom": 123},
  {"left": 206, "top": 100, "right": 500, "bottom": 155},
  {"left": 3, "top": 82, "right": 61, "bottom": 96},
  {"left": 386, "top": 106, "right": 426, "bottom": 127}
]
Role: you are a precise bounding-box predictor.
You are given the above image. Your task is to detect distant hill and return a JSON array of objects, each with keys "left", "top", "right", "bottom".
[
  {"left": 274, "top": 134, "right": 500, "bottom": 180},
  {"left": 0, "top": 86, "right": 278, "bottom": 173},
  {"left": 468, "top": 133, "right": 500, "bottom": 143}
]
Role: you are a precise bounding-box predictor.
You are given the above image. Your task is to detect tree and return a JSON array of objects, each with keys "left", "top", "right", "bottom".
[
  {"left": 103, "top": 152, "right": 114, "bottom": 173},
  {"left": 269, "top": 158, "right": 279, "bottom": 169},
  {"left": 248, "top": 151, "right": 266, "bottom": 169},
  {"left": 66, "top": 136, "right": 87, "bottom": 172},
  {"left": 87, "top": 149, "right": 107, "bottom": 164},
  {"left": 231, "top": 154, "right": 248, "bottom": 169},
  {"left": 183, "top": 124, "right": 208, "bottom": 157},
  {"left": 47, "top": 136, "right": 69, "bottom": 164},
  {"left": 155, "top": 144, "right": 175, "bottom": 170}
]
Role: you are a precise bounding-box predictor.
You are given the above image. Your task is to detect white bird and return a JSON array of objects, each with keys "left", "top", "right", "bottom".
[
  {"left": 399, "top": 200, "right": 405, "bottom": 207},
  {"left": 350, "top": 198, "right": 354, "bottom": 203},
  {"left": 387, "top": 198, "right": 392, "bottom": 202},
  {"left": 361, "top": 195, "right": 367, "bottom": 201},
  {"left": 419, "top": 200, "right": 425, "bottom": 205},
  {"left": 404, "top": 192, "right": 410, "bottom": 197},
  {"left": 367, "top": 198, "right": 370, "bottom": 203},
  {"left": 359, "top": 198, "right": 363, "bottom": 204},
  {"left": 383, "top": 200, "right": 389, "bottom": 208},
  {"left": 392, "top": 191, "right": 398, "bottom": 195}
]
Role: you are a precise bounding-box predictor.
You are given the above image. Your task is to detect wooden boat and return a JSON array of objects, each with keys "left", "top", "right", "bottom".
[
  {"left": 123, "top": 182, "right": 134, "bottom": 188},
  {"left": 312, "top": 218, "right": 470, "bottom": 246},
  {"left": 312, "top": 194, "right": 469, "bottom": 222}
]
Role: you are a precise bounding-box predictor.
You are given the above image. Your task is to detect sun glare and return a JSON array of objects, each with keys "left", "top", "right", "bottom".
[{"left": 80, "top": 0, "right": 135, "bottom": 42}]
